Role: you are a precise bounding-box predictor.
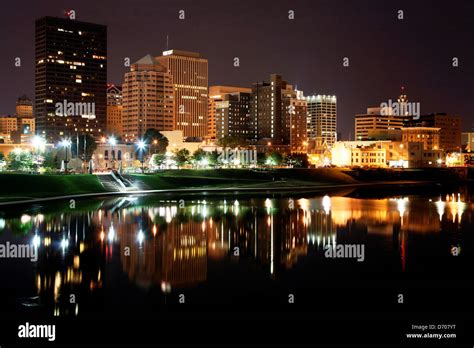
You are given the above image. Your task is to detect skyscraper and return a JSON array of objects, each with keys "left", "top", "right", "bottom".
[
  {"left": 35, "top": 16, "right": 107, "bottom": 142},
  {"left": 215, "top": 91, "right": 251, "bottom": 140},
  {"left": 209, "top": 86, "right": 252, "bottom": 140},
  {"left": 286, "top": 89, "right": 308, "bottom": 152},
  {"left": 106, "top": 84, "right": 123, "bottom": 137},
  {"left": 122, "top": 55, "right": 174, "bottom": 142},
  {"left": 306, "top": 95, "right": 337, "bottom": 148},
  {"left": 250, "top": 74, "right": 286, "bottom": 144},
  {"left": 355, "top": 107, "right": 403, "bottom": 141},
  {"left": 157, "top": 50, "right": 208, "bottom": 139},
  {"left": 16, "top": 95, "right": 33, "bottom": 118}
]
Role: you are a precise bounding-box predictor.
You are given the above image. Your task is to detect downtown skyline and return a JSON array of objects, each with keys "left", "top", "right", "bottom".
[
  {"left": 0, "top": 1, "right": 474, "bottom": 139},
  {"left": 0, "top": 0, "right": 473, "bottom": 139}
]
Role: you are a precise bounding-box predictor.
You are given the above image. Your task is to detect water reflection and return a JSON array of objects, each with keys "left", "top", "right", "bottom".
[{"left": 0, "top": 190, "right": 472, "bottom": 316}]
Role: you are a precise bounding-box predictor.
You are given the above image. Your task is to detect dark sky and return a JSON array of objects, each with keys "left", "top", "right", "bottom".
[{"left": 1, "top": 0, "right": 473, "bottom": 138}]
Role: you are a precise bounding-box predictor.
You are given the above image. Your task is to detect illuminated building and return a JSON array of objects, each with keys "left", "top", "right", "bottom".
[
  {"left": 306, "top": 94, "right": 337, "bottom": 148},
  {"left": 16, "top": 95, "right": 33, "bottom": 118},
  {"left": 122, "top": 55, "right": 174, "bottom": 142},
  {"left": 209, "top": 86, "right": 251, "bottom": 140},
  {"left": 404, "top": 113, "right": 462, "bottom": 151},
  {"left": 250, "top": 74, "right": 286, "bottom": 144},
  {"left": 106, "top": 84, "right": 123, "bottom": 137},
  {"left": 355, "top": 107, "right": 404, "bottom": 141},
  {"left": 35, "top": 16, "right": 107, "bottom": 142},
  {"left": 157, "top": 50, "right": 208, "bottom": 139},
  {"left": 251, "top": 74, "right": 306, "bottom": 151}
]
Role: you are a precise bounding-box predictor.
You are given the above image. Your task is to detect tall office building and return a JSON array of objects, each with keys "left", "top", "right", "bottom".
[
  {"left": 306, "top": 95, "right": 337, "bottom": 147},
  {"left": 251, "top": 74, "right": 286, "bottom": 144},
  {"left": 106, "top": 84, "right": 123, "bottom": 137},
  {"left": 404, "top": 113, "right": 462, "bottom": 151},
  {"left": 122, "top": 55, "right": 174, "bottom": 142},
  {"left": 35, "top": 16, "right": 107, "bottom": 142},
  {"left": 209, "top": 86, "right": 251, "bottom": 140},
  {"left": 215, "top": 91, "right": 251, "bottom": 140},
  {"left": 16, "top": 95, "right": 33, "bottom": 118},
  {"left": 157, "top": 50, "right": 208, "bottom": 139},
  {"left": 355, "top": 107, "right": 404, "bottom": 141},
  {"left": 286, "top": 89, "right": 308, "bottom": 152}
]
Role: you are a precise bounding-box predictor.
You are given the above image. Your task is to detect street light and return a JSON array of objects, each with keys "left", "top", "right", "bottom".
[
  {"left": 32, "top": 135, "right": 46, "bottom": 166},
  {"left": 108, "top": 136, "right": 117, "bottom": 169},
  {"left": 60, "top": 138, "right": 72, "bottom": 174},
  {"left": 136, "top": 139, "right": 147, "bottom": 173}
]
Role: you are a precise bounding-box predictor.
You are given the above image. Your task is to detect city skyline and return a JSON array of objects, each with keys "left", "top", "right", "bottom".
[{"left": 1, "top": 0, "right": 473, "bottom": 139}]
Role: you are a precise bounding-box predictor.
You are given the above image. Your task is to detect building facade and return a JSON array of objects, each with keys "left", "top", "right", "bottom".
[
  {"left": 306, "top": 95, "right": 337, "bottom": 148},
  {"left": 404, "top": 113, "right": 462, "bottom": 151},
  {"left": 122, "top": 55, "right": 174, "bottom": 142},
  {"left": 355, "top": 107, "right": 404, "bottom": 141},
  {"left": 214, "top": 90, "right": 251, "bottom": 140},
  {"left": 208, "top": 86, "right": 251, "bottom": 140},
  {"left": 16, "top": 95, "right": 33, "bottom": 118},
  {"left": 157, "top": 50, "right": 208, "bottom": 139},
  {"left": 250, "top": 74, "right": 286, "bottom": 144},
  {"left": 106, "top": 84, "right": 123, "bottom": 137},
  {"left": 35, "top": 16, "right": 107, "bottom": 142}
]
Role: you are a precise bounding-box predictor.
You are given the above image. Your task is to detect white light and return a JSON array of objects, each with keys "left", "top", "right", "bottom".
[
  {"left": 61, "top": 238, "right": 69, "bottom": 250},
  {"left": 108, "top": 137, "right": 117, "bottom": 146},
  {"left": 322, "top": 195, "right": 331, "bottom": 214},
  {"left": 32, "top": 235, "right": 41, "bottom": 248},
  {"left": 108, "top": 225, "right": 115, "bottom": 242},
  {"left": 60, "top": 138, "right": 72, "bottom": 148},
  {"left": 137, "top": 139, "right": 146, "bottom": 150},
  {"left": 137, "top": 230, "right": 144, "bottom": 244}
]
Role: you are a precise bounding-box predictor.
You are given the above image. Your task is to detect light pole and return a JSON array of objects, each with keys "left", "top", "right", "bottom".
[
  {"left": 32, "top": 135, "right": 46, "bottom": 168},
  {"left": 60, "top": 138, "right": 72, "bottom": 174},
  {"left": 108, "top": 136, "right": 117, "bottom": 170},
  {"left": 137, "top": 139, "right": 147, "bottom": 173}
]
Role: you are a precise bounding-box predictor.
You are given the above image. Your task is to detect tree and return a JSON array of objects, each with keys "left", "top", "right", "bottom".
[
  {"left": 152, "top": 153, "right": 166, "bottom": 168},
  {"left": 218, "top": 136, "right": 248, "bottom": 149},
  {"left": 71, "top": 134, "right": 97, "bottom": 162},
  {"left": 173, "top": 149, "right": 190, "bottom": 168},
  {"left": 0, "top": 152, "right": 4, "bottom": 161},
  {"left": 42, "top": 151, "right": 58, "bottom": 170},
  {"left": 266, "top": 151, "right": 283, "bottom": 166},
  {"left": 7, "top": 151, "right": 35, "bottom": 171},
  {"left": 208, "top": 150, "right": 220, "bottom": 167},
  {"left": 144, "top": 128, "right": 169, "bottom": 154},
  {"left": 192, "top": 149, "right": 206, "bottom": 162},
  {"left": 285, "top": 153, "right": 308, "bottom": 168}
]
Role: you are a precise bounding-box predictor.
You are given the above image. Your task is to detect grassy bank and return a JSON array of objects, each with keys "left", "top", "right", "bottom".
[
  {"left": 0, "top": 167, "right": 460, "bottom": 202},
  {"left": 0, "top": 173, "right": 106, "bottom": 200},
  {"left": 129, "top": 168, "right": 358, "bottom": 190}
]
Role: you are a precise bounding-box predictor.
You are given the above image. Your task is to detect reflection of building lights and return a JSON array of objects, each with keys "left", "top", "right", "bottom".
[
  {"left": 21, "top": 214, "right": 31, "bottom": 224},
  {"left": 265, "top": 198, "right": 272, "bottom": 212},
  {"left": 0, "top": 218, "right": 5, "bottom": 230},
  {"left": 61, "top": 238, "right": 69, "bottom": 250},
  {"left": 152, "top": 224, "right": 157, "bottom": 236},
  {"left": 161, "top": 281, "right": 171, "bottom": 293},
  {"left": 107, "top": 224, "right": 115, "bottom": 242},
  {"left": 137, "top": 230, "right": 144, "bottom": 244},
  {"left": 434, "top": 197, "right": 446, "bottom": 221},
  {"left": 32, "top": 235, "right": 41, "bottom": 248},
  {"left": 322, "top": 195, "right": 331, "bottom": 214},
  {"left": 100, "top": 230, "right": 105, "bottom": 242}
]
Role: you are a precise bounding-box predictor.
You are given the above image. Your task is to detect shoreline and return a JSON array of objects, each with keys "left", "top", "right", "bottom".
[{"left": 0, "top": 180, "right": 438, "bottom": 207}]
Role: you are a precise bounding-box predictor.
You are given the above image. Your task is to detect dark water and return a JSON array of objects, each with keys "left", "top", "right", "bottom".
[{"left": 0, "top": 187, "right": 473, "bottom": 320}]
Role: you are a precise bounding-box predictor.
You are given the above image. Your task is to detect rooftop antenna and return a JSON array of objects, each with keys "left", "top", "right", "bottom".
[{"left": 166, "top": 34, "right": 169, "bottom": 50}]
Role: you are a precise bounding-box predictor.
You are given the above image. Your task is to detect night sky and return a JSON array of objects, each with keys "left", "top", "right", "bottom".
[{"left": 1, "top": 0, "right": 473, "bottom": 138}]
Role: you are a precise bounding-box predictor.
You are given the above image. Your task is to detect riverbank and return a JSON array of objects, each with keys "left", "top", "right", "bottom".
[{"left": 0, "top": 168, "right": 467, "bottom": 206}]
